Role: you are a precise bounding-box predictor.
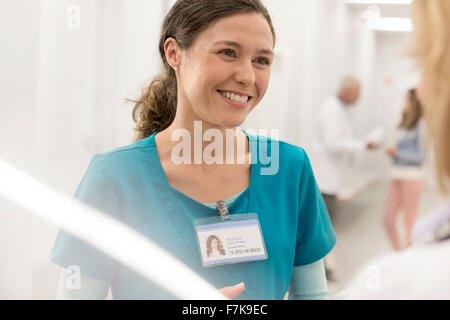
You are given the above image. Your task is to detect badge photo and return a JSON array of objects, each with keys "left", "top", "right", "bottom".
[{"left": 194, "top": 213, "right": 268, "bottom": 268}]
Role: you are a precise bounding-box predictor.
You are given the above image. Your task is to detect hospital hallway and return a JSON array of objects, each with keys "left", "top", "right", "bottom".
[
  {"left": 3, "top": 0, "right": 450, "bottom": 300},
  {"left": 328, "top": 179, "right": 446, "bottom": 298}
]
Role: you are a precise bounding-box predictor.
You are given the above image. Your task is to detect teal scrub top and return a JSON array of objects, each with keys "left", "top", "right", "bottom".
[{"left": 49, "top": 131, "right": 336, "bottom": 300}]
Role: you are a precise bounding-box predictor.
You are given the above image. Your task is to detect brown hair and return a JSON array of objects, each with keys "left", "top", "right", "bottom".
[
  {"left": 129, "top": 0, "right": 276, "bottom": 141},
  {"left": 206, "top": 235, "right": 225, "bottom": 257},
  {"left": 399, "top": 88, "right": 423, "bottom": 129},
  {"left": 411, "top": 0, "right": 450, "bottom": 194}
]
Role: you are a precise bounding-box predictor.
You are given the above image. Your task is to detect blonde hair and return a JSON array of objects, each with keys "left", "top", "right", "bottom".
[{"left": 411, "top": 0, "right": 450, "bottom": 194}]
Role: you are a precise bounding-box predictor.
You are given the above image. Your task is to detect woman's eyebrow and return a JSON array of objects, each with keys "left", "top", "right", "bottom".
[{"left": 213, "top": 40, "right": 274, "bottom": 56}]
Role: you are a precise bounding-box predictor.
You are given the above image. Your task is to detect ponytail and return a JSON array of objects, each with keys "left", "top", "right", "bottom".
[{"left": 130, "top": 68, "right": 178, "bottom": 141}]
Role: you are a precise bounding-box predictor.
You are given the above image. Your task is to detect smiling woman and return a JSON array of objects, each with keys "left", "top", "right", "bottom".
[
  {"left": 49, "top": 0, "right": 336, "bottom": 300},
  {"left": 130, "top": 1, "right": 276, "bottom": 139}
]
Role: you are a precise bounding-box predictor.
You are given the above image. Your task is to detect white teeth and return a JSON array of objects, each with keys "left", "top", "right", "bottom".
[{"left": 220, "top": 91, "right": 249, "bottom": 103}]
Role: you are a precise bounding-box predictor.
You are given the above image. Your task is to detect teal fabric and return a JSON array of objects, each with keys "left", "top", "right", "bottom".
[
  {"left": 203, "top": 189, "right": 247, "bottom": 210},
  {"left": 288, "top": 260, "right": 329, "bottom": 300},
  {"left": 56, "top": 190, "right": 329, "bottom": 300},
  {"left": 49, "top": 131, "right": 336, "bottom": 299},
  {"left": 55, "top": 260, "right": 328, "bottom": 300},
  {"left": 56, "top": 269, "right": 109, "bottom": 300}
]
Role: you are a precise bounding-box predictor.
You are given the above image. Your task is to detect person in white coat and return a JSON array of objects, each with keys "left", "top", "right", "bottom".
[{"left": 313, "top": 76, "right": 379, "bottom": 281}]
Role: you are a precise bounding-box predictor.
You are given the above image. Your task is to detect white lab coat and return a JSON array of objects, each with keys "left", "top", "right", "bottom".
[{"left": 312, "top": 96, "right": 366, "bottom": 195}]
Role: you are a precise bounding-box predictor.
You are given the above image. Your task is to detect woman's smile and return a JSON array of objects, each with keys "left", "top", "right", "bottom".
[{"left": 217, "top": 89, "right": 253, "bottom": 109}]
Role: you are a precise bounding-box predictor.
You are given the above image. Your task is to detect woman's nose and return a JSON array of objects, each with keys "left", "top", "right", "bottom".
[{"left": 234, "top": 60, "right": 256, "bottom": 87}]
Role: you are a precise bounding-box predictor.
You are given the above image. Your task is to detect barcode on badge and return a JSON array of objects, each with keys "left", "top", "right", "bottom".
[{"left": 229, "top": 248, "right": 261, "bottom": 255}]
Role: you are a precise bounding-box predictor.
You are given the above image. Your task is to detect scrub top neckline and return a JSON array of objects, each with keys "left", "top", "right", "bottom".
[
  {"left": 169, "top": 184, "right": 249, "bottom": 212},
  {"left": 149, "top": 130, "right": 258, "bottom": 213}
]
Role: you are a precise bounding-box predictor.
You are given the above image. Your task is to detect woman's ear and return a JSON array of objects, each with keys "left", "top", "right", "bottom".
[{"left": 164, "top": 37, "right": 180, "bottom": 69}]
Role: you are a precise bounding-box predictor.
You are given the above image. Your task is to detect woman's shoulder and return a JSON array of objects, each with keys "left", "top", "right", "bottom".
[
  {"left": 246, "top": 131, "right": 308, "bottom": 160},
  {"left": 89, "top": 135, "right": 156, "bottom": 170},
  {"left": 245, "top": 131, "right": 310, "bottom": 177},
  {"left": 278, "top": 140, "right": 309, "bottom": 166}
]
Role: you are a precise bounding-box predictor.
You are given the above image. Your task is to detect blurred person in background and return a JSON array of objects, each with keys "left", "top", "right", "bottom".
[
  {"left": 335, "top": 0, "right": 450, "bottom": 299},
  {"left": 384, "top": 88, "right": 426, "bottom": 251},
  {"left": 314, "top": 76, "right": 379, "bottom": 281}
]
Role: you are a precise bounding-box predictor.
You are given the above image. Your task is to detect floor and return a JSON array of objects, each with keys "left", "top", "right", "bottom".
[{"left": 327, "top": 179, "right": 445, "bottom": 298}]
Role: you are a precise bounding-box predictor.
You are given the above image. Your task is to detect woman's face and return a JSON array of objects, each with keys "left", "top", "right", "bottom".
[
  {"left": 175, "top": 12, "right": 274, "bottom": 128},
  {"left": 211, "top": 238, "right": 218, "bottom": 251}
]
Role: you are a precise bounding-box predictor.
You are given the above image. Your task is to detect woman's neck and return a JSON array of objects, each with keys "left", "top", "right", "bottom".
[{"left": 156, "top": 118, "right": 250, "bottom": 171}]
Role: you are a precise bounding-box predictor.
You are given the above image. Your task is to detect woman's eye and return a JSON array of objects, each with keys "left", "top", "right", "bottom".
[
  {"left": 255, "top": 58, "right": 271, "bottom": 66},
  {"left": 220, "top": 49, "right": 271, "bottom": 66},
  {"left": 220, "top": 49, "right": 237, "bottom": 58}
]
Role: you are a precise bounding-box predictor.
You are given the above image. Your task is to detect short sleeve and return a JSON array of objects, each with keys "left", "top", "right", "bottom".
[
  {"left": 48, "top": 154, "right": 122, "bottom": 282},
  {"left": 294, "top": 152, "right": 337, "bottom": 266}
]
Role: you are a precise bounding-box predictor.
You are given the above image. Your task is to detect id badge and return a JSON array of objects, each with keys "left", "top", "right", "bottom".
[{"left": 194, "top": 213, "right": 268, "bottom": 268}]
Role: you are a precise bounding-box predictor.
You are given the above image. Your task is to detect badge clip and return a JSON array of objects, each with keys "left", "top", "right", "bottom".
[{"left": 216, "top": 200, "right": 231, "bottom": 221}]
